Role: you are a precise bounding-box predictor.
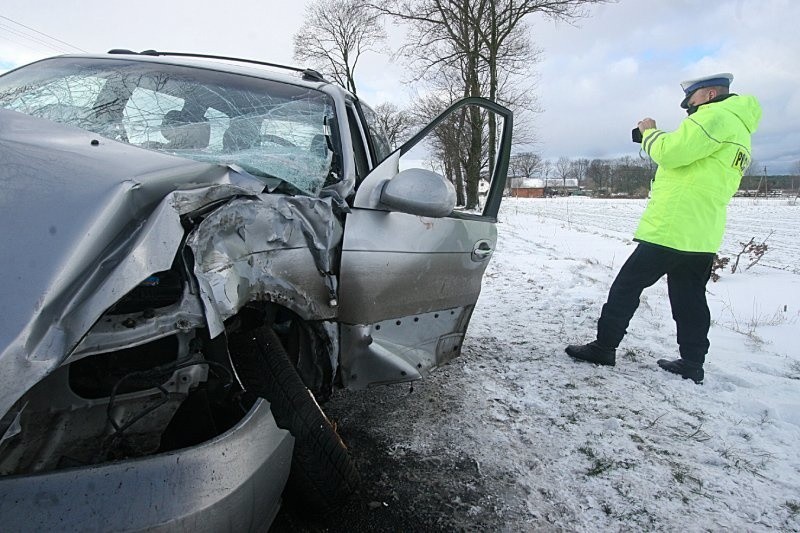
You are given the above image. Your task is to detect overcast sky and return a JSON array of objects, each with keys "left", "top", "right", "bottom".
[{"left": 1, "top": 0, "right": 798, "bottom": 173}]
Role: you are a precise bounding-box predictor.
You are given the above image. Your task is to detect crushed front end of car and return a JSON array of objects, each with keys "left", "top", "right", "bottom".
[{"left": 0, "top": 54, "right": 349, "bottom": 531}]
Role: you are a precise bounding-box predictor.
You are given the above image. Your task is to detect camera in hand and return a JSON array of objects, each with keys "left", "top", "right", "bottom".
[{"left": 631, "top": 127, "right": 642, "bottom": 144}]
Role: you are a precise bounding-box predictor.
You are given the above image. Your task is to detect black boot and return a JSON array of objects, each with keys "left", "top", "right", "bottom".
[
  {"left": 656, "top": 358, "right": 704, "bottom": 384},
  {"left": 565, "top": 341, "right": 616, "bottom": 366}
]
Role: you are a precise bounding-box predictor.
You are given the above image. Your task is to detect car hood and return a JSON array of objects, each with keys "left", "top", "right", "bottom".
[{"left": 0, "top": 109, "right": 265, "bottom": 418}]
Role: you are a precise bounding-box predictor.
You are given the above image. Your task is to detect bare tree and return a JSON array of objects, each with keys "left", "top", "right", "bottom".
[
  {"left": 372, "top": 102, "right": 415, "bottom": 148},
  {"left": 540, "top": 158, "right": 553, "bottom": 180},
  {"left": 375, "top": 0, "right": 612, "bottom": 207},
  {"left": 293, "top": 0, "right": 387, "bottom": 95},
  {"left": 373, "top": 2, "right": 506, "bottom": 209},
  {"left": 555, "top": 155, "right": 571, "bottom": 189},
  {"left": 570, "top": 157, "right": 590, "bottom": 187},
  {"left": 510, "top": 151, "right": 542, "bottom": 179},
  {"left": 474, "top": 0, "right": 610, "bottom": 173}
]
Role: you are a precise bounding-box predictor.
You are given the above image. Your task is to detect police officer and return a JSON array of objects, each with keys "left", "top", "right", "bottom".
[{"left": 566, "top": 73, "right": 762, "bottom": 383}]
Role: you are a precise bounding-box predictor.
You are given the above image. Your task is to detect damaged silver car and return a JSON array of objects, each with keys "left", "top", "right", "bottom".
[{"left": 0, "top": 50, "right": 512, "bottom": 531}]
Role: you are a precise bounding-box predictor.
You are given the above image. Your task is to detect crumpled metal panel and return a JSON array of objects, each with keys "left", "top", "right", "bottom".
[
  {"left": 0, "top": 109, "right": 265, "bottom": 424},
  {"left": 187, "top": 194, "right": 344, "bottom": 338}
]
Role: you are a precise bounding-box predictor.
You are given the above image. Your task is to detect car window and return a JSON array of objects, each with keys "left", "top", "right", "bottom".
[
  {"left": 389, "top": 102, "right": 510, "bottom": 219},
  {"left": 0, "top": 57, "right": 339, "bottom": 197},
  {"left": 359, "top": 104, "right": 392, "bottom": 164}
]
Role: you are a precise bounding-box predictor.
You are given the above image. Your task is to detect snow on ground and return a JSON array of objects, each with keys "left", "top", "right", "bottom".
[{"left": 349, "top": 197, "right": 800, "bottom": 531}]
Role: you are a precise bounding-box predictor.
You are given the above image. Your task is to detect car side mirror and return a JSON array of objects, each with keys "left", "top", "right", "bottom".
[
  {"left": 354, "top": 97, "right": 511, "bottom": 218},
  {"left": 379, "top": 168, "right": 456, "bottom": 218}
]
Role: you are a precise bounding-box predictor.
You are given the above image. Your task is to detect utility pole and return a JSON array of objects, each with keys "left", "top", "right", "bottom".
[{"left": 756, "top": 165, "right": 768, "bottom": 197}]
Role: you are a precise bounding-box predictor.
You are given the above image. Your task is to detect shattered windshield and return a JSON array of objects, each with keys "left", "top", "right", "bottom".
[{"left": 0, "top": 57, "right": 338, "bottom": 196}]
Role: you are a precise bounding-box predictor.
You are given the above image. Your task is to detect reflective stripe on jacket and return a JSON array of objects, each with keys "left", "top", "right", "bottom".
[{"left": 634, "top": 94, "right": 762, "bottom": 253}]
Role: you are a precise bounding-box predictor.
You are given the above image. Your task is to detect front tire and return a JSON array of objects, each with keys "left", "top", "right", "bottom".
[{"left": 228, "top": 326, "right": 359, "bottom": 514}]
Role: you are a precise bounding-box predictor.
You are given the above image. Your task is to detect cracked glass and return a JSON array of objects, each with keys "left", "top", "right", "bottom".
[{"left": 0, "top": 57, "right": 338, "bottom": 196}]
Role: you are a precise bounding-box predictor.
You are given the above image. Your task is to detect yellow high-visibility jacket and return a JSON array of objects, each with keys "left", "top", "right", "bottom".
[{"left": 635, "top": 94, "right": 762, "bottom": 253}]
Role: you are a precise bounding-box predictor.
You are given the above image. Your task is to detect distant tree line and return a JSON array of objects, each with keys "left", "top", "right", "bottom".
[
  {"left": 740, "top": 159, "right": 800, "bottom": 196},
  {"left": 510, "top": 153, "right": 656, "bottom": 197},
  {"left": 509, "top": 154, "right": 800, "bottom": 198}
]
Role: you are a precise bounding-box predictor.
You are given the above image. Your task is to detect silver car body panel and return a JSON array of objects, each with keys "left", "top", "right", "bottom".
[
  {"left": 0, "top": 400, "right": 293, "bottom": 533},
  {"left": 339, "top": 209, "right": 495, "bottom": 322},
  {"left": 339, "top": 305, "right": 473, "bottom": 388},
  {"left": 338, "top": 208, "right": 495, "bottom": 388}
]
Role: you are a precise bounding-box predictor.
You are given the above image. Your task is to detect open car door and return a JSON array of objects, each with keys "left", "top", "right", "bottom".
[{"left": 338, "top": 97, "right": 513, "bottom": 388}]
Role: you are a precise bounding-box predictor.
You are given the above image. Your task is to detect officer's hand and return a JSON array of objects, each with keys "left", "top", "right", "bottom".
[{"left": 638, "top": 118, "right": 656, "bottom": 132}]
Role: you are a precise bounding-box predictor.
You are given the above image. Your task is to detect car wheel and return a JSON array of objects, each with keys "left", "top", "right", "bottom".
[{"left": 228, "top": 325, "right": 359, "bottom": 514}]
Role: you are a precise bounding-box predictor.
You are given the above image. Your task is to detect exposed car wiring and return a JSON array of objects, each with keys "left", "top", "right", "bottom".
[{"left": 104, "top": 358, "right": 234, "bottom": 441}]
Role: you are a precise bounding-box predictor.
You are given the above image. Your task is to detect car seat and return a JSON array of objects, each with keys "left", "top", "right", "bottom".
[
  {"left": 160, "top": 109, "right": 210, "bottom": 149},
  {"left": 223, "top": 118, "right": 261, "bottom": 152}
]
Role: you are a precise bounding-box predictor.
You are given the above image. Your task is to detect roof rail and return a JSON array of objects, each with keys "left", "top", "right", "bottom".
[{"left": 106, "top": 49, "right": 327, "bottom": 82}]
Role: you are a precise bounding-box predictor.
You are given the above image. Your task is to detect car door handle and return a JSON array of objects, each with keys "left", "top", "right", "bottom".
[{"left": 471, "top": 240, "right": 493, "bottom": 262}]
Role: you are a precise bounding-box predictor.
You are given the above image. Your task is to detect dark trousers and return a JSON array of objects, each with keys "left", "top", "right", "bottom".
[{"left": 596, "top": 242, "right": 714, "bottom": 364}]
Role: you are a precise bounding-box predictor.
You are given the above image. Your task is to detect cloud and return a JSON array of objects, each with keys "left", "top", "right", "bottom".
[
  {"left": 523, "top": 0, "right": 799, "bottom": 173},
  {"left": 0, "top": 0, "right": 797, "bottom": 172}
]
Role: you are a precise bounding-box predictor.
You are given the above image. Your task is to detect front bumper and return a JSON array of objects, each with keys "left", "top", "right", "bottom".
[{"left": 0, "top": 399, "right": 292, "bottom": 532}]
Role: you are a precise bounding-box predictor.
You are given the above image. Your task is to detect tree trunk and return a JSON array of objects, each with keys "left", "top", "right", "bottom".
[
  {"left": 452, "top": 155, "right": 465, "bottom": 206},
  {"left": 465, "top": 101, "right": 483, "bottom": 210}
]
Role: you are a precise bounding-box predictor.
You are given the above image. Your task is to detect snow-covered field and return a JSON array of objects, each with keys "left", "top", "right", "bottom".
[
  {"left": 466, "top": 196, "right": 800, "bottom": 530},
  {"left": 323, "top": 197, "right": 800, "bottom": 532}
]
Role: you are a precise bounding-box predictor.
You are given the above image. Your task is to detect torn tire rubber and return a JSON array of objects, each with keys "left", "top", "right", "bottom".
[{"left": 228, "top": 325, "right": 359, "bottom": 514}]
